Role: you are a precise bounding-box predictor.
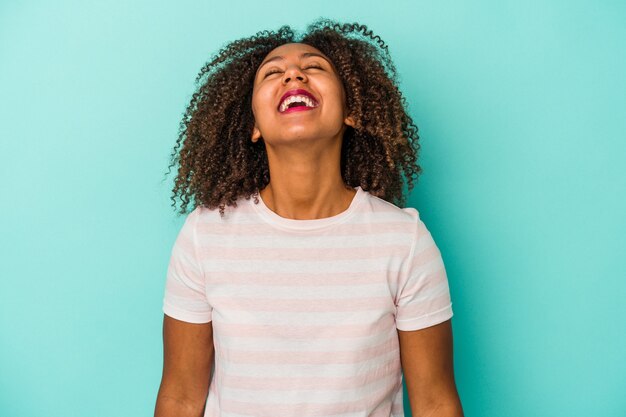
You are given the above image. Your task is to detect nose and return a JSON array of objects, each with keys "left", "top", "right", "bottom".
[{"left": 282, "top": 65, "right": 307, "bottom": 84}]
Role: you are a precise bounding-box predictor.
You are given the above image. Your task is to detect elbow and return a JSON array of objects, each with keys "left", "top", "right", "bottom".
[{"left": 415, "top": 397, "right": 464, "bottom": 417}]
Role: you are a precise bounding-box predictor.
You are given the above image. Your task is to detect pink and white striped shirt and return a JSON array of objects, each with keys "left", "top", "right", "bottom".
[{"left": 162, "top": 185, "right": 454, "bottom": 417}]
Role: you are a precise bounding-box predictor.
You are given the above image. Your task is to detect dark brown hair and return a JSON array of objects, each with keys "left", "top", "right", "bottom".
[{"left": 164, "top": 18, "right": 422, "bottom": 217}]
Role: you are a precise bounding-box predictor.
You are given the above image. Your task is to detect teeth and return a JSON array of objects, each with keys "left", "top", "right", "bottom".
[{"left": 279, "top": 95, "right": 317, "bottom": 112}]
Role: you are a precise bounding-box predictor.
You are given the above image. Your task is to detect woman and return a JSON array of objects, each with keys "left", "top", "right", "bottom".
[{"left": 155, "top": 18, "right": 463, "bottom": 417}]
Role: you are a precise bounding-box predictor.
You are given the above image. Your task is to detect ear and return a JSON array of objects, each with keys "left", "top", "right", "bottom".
[
  {"left": 344, "top": 114, "right": 356, "bottom": 128},
  {"left": 251, "top": 124, "right": 262, "bottom": 143}
]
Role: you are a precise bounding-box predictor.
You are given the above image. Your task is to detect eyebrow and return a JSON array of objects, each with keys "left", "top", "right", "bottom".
[{"left": 257, "top": 52, "right": 330, "bottom": 72}]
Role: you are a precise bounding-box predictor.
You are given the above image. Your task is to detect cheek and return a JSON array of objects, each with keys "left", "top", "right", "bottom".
[
  {"left": 251, "top": 88, "right": 274, "bottom": 115},
  {"left": 327, "top": 79, "right": 347, "bottom": 105},
  {"left": 323, "top": 86, "right": 346, "bottom": 111},
  {"left": 249, "top": 89, "right": 256, "bottom": 113}
]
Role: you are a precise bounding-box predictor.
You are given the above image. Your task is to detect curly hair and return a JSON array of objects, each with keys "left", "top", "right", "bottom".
[{"left": 164, "top": 17, "right": 423, "bottom": 217}]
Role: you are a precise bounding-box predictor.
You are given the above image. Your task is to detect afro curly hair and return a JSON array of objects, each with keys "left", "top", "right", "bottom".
[{"left": 164, "top": 18, "right": 423, "bottom": 217}]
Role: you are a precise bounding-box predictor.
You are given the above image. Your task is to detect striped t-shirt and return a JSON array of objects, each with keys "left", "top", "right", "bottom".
[{"left": 162, "top": 185, "right": 454, "bottom": 417}]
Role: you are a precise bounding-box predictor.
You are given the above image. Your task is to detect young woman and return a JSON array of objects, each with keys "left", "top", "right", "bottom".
[{"left": 155, "top": 18, "right": 463, "bottom": 417}]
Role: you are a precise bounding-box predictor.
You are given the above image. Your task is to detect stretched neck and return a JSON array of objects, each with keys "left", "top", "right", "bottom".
[{"left": 258, "top": 149, "right": 355, "bottom": 220}]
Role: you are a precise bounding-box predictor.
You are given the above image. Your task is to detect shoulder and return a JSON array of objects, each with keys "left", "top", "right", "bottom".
[
  {"left": 186, "top": 195, "right": 258, "bottom": 231},
  {"left": 362, "top": 191, "right": 421, "bottom": 225}
]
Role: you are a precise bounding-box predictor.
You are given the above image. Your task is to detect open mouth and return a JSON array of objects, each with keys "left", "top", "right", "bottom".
[{"left": 277, "top": 90, "right": 319, "bottom": 113}]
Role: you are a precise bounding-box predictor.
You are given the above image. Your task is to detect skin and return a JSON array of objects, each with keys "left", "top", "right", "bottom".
[
  {"left": 154, "top": 317, "right": 214, "bottom": 417},
  {"left": 252, "top": 43, "right": 463, "bottom": 414},
  {"left": 155, "top": 42, "right": 463, "bottom": 417},
  {"left": 251, "top": 42, "right": 357, "bottom": 220},
  {"left": 398, "top": 320, "right": 464, "bottom": 416}
]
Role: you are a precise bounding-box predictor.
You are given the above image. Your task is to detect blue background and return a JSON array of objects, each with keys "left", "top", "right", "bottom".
[{"left": 1, "top": 1, "right": 624, "bottom": 416}]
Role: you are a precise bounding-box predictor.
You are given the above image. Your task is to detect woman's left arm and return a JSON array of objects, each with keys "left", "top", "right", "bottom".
[{"left": 397, "top": 319, "right": 464, "bottom": 417}]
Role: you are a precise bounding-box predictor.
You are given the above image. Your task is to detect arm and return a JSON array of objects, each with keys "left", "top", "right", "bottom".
[
  {"left": 398, "top": 319, "right": 463, "bottom": 417},
  {"left": 154, "top": 314, "right": 215, "bottom": 417}
]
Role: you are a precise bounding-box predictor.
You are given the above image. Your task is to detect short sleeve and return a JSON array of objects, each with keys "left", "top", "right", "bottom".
[
  {"left": 162, "top": 208, "right": 212, "bottom": 324},
  {"left": 395, "top": 212, "right": 453, "bottom": 331}
]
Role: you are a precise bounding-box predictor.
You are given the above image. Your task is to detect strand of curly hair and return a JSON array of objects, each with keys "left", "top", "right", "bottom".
[{"left": 163, "top": 17, "right": 423, "bottom": 217}]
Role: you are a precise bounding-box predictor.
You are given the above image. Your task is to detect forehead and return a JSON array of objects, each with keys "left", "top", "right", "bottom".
[
  {"left": 265, "top": 42, "right": 324, "bottom": 58},
  {"left": 257, "top": 43, "right": 332, "bottom": 68}
]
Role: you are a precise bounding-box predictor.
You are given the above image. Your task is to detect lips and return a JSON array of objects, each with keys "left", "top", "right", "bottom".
[{"left": 277, "top": 89, "right": 319, "bottom": 111}]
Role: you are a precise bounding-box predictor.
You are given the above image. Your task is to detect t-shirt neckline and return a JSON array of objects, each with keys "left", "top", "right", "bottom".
[{"left": 251, "top": 186, "right": 365, "bottom": 231}]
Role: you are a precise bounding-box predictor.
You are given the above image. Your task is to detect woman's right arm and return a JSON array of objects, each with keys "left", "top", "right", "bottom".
[{"left": 154, "top": 314, "right": 215, "bottom": 417}]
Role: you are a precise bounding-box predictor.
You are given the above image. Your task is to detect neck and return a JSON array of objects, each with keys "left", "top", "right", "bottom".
[
  {"left": 259, "top": 161, "right": 356, "bottom": 220},
  {"left": 258, "top": 132, "right": 357, "bottom": 220}
]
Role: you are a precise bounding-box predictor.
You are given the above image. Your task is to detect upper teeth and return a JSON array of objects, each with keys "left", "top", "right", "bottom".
[{"left": 279, "top": 95, "right": 317, "bottom": 112}]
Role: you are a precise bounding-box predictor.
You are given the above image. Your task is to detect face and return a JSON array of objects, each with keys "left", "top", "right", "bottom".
[{"left": 250, "top": 43, "right": 355, "bottom": 145}]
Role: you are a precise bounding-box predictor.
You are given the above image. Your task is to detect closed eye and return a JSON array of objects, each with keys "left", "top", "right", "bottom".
[
  {"left": 264, "top": 64, "right": 324, "bottom": 78},
  {"left": 264, "top": 69, "right": 281, "bottom": 77}
]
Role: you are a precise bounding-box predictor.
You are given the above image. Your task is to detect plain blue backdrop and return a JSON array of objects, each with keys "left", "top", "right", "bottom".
[{"left": 1, "top": 1, "right": 624, "bottom": 416}]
